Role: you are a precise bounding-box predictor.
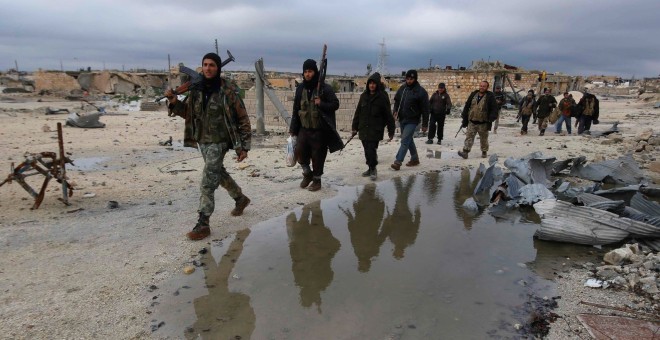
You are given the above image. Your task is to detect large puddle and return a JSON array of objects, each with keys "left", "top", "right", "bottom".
[{"left": 149, "top": 170, "right": 599, "bottom": 339}]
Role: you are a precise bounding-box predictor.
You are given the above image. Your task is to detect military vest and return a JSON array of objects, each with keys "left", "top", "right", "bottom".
[
  {"left": 468, "top": 93, "right": 488, "bottom": 122},
  {"left": 583, "top": 97, "right": 595, "bottom": 116},
  {"left": 191, "top": 89, "right": 232, "bottom": 144},
  {"left": 521, "top": 98, "right": 534, "bottom": 116},
  {"left": 299, "top": 89, "right": 321, "bottom": 129}
]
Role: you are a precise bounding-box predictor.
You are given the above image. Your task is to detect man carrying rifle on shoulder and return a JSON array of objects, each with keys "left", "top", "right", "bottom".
[
  {"left": 166, "top": 52, "right": 252, "bottom": 241},
  {"left": 289, "top": 58, "right": 342, "bottom": 192}
]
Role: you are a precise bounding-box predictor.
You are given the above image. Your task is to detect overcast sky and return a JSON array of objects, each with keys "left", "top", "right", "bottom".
[{"left": 2, "top": 0, "right": 659, "bottom": 78}]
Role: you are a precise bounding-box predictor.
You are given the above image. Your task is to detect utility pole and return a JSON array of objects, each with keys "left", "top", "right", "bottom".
[
  {"left": 215, "top": 39, "right": 219, "bottom": 54},
  {"left": 255, "top": 58, "right": 265, "bottom": 135},
  {"left": 167, "top": 54, "right": 171, "bottom": 74},
  {"left": 14, "top": 60, "right": 18, "bottom": 73},
  {"left": 429, "top": 58, "right": 432, "bottom": 69},
  {"left": 60, "top": 60, "right": 63, "bottom": 72}
]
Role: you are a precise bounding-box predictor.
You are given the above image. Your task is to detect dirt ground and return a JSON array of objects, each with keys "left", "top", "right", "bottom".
[{"left": 0, "top": 93, "right": 658, "bottom": 339}]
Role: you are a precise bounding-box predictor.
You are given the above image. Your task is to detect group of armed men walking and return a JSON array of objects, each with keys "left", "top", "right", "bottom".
[{"left": 165, "top": 52, "right": 600, "bottom": 241}]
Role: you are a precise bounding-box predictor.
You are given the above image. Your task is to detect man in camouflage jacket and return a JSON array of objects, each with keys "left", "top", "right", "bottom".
[{"left": 166, "top": 52, "right": 252, "bottom": 240}]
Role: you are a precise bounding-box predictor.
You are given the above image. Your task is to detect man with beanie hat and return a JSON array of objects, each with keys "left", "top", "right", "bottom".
[
  {"left": 351, "top": 72, "right": 396, "bottom": 180},
  {"left": 458, "top": 80, "right": 498, "bottom": 159},
  {"left": 391, "top": 69, "right": 430, "bottom": 170},
  {"left": 289, "top": 58, "right": 342, "bottom": 191},
  {"left": 426, "top": 82, "right": 452, "bottom": 145},
  {"left": 166, "top": 52, "right": 252, "bottom": 240}
]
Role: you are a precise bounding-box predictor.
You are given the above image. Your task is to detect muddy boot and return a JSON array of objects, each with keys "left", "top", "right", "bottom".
[
  {"left": 231, "top": 195, "right": 251, "bottom": 216},
  {"left": 370, "top": 167, "right": 377, "bottom": 181},
  {"left": 390, "top": 161, "right": 401, "bottom": 171},
  {"left": 458, "top": 150, "right": 468, "bottom": 159},
  {"left": 405, "top": 159, "right": 420, "bottom": 167},
  {"left": 482, "top": 151, "right": 487, "bottom": 158},
  {"left": 361, "top": 168, "right": 371, "bottom": 177},
  {"left": 187, "top": 212, "right": 210, "bottom": 241},
  {"left": 539, "top": 129, "right": 545, "bottom": 136},
  {"left": 300, "top": 165, "right": 313, "bottom": 188},
  {"left": 308, "top": 177, "right": 322, "bottom": 192},
  {"left": 425, "top": 139, "right": 433, "bottom": 144}
]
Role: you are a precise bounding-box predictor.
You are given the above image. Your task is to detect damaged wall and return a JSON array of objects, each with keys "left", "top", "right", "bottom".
[{"left": 34, "top": 71, "right": 81, "bottom": 93}]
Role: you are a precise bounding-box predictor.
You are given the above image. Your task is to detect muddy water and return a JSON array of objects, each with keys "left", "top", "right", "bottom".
[{"left": 150, "top": 170, "right": 598, "bottom": 339}]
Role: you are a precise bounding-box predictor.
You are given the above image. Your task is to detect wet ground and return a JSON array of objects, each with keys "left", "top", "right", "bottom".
[{"left": 149, "top": 170, "right": 602, "bottom": 339}]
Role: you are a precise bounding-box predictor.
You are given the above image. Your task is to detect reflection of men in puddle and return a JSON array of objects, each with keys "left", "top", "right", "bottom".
[
  {"left": 453, "top": 168, "right": 485, "bottom": 230},
  {"left": 286, "top": 201, "right": 341, "bottom": 310},
  {"left": 382, "top": 177, "right": 421, "bottom": 260},
  {"left": 341, "top": 184, "right": 388, "bottom": 272},
  {"left": 187, "top": 229, "right": 255, "bottom": 339},
  {"left": 422, "top": 171, "right": 443, "bottom": 204}
]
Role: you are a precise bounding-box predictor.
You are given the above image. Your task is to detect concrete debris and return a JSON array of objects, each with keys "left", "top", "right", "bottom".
[
  {"left": 65, "top": 111, "right": 105, "bottom": 128},
  {"left": 462, "top": 197, "right": 479, "bottom": 212},
  {"left": 635, "top": 128, "right": 654, "bottom": 142}
]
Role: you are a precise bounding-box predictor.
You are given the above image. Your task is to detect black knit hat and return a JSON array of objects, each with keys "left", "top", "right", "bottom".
[
  {"left": 303, "top": 59, "right": 318, "bottom": 73},
  {"left": 202, "top": 52, "right": 222, "bottom": 70},
  {"left": 438, "top": 82, "right": 446, "bottom": 88},
  {"left": 405, "top": 69, "right": 417, "bottom": 80}
]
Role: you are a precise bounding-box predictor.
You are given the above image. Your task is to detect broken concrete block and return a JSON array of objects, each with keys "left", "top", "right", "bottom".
[
  {"left": 649, "top": 136, "right": 660, "bottom": 146},
  {"left": 604, "top": 248, "right": 633, "bottom": 265},
  {"left": 639, "top": 276, "right": 659, "bottom": 294},
  {"left": 635, "top": 128, "right": 653, "bottom": 142}
]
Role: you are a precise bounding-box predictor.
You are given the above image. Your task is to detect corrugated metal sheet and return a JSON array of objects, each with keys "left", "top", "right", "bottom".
[
  {"left": 529, "top": 157, "right": 555, "bottom": 186},
  {"left": 533, "top": 200, "right": 630, "bottom": 245},
  {"left": 631, "top": 192, "right": 660, "bottom": 216},
  {"left": 551, "top": 158, "right": 572, "bottom": 175},
  {"left": 570, "top": 154, "right": 645, "bottom": 185},
  {"left": 518, "top": 184, "right": 555, "bottom": 206}
]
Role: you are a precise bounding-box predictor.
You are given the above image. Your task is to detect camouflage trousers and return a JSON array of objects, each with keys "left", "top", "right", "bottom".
[
  {"left": 463, "top": 122, "right": 489, "bottom": 153},
  {"left": 198, "top": 143, "right": 243, "bottom": 216},
  {"left": 537, "top": 116, "right": 549, "bottom": 130}
]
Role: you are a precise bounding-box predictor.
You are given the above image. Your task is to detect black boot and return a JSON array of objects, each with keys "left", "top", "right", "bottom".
[
  {"left": 370, "top": 167, "right": 377, "bottom": 181},
  {"left": 300, "top": 165, "right": 313, "bottom": 188}
]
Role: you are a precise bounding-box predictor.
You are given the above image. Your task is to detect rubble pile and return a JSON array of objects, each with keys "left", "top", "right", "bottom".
[{"left": 585, "top": 243, "right": 660, "bottom": 308}]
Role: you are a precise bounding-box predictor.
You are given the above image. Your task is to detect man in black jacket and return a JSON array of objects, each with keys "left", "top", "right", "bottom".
[
  {"left": 535, "top": 88, "right": 557, "bottom": 136},
  {"left": 575, "top": 89, "right": 600, "bottom": 135},
  {"left": 458, "top": 81, "right": 498, "bottom": 159},
  {"left": 351, "top": 72, "right": 395, "bottom": 180},
  {"left": 426, "top": 82, "right": 452, "bottom": 145},
  {"left": 289, "top": 59, "right": 342, "bottom": 192},
  {"left": 391, "top": 69, "right": 429, "bottom": 170}
]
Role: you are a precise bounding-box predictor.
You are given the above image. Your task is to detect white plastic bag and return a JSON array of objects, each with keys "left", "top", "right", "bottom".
[{"left": 286, "top": 136, "right": 297, "bottom": 167}]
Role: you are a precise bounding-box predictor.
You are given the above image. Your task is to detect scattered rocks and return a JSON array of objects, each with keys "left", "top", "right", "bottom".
[{"left": 183, "top": 266, "right": 195, "bottom": 274}]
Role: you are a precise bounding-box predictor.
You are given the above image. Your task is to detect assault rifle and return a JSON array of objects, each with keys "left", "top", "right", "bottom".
[
  {"left": 455, "top": 125, "right": 464, "bottom": 138},
  {"left": 314, "top": 44, "right": 344, "bottom": 151},
  {"left": 155, "top": 50, "right": 236, "bottom": 102},
  {"left": 316, "top": 44, "right": 328, "bottom": 97}
]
